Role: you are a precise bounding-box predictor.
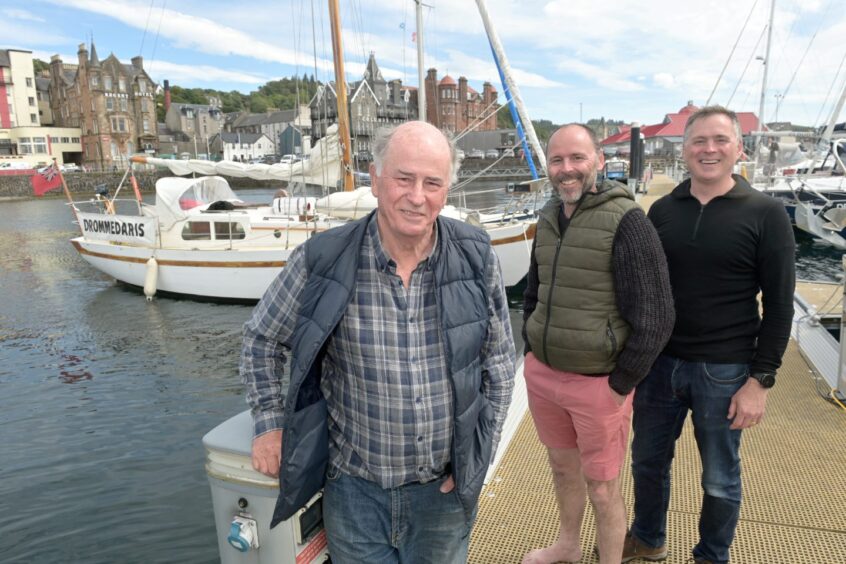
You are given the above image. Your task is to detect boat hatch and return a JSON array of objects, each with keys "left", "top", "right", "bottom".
[{"left": 155, "top": 176, "right": 241, "bottom": 229}]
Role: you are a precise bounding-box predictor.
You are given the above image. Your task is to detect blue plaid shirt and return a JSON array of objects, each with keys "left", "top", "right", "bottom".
[{"left": 241, "top": 215, "right": 515, "bottom": 488}]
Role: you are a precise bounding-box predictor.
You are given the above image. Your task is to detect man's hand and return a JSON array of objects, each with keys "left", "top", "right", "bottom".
[
  {"left": 610, "top": 388, "right": 627, "bottom": 407},
  {"left": 251, "top": 430, "right": 283, "bottom": 478},
  {"left": 439, "top": 474, "right": 455, "bottom": 494},
  {"left": 728, "top": 379, "right": 769, "bottom": 430}
]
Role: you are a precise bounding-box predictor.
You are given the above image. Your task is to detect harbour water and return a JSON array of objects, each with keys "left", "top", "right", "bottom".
[{"left": 0, "top": 186, "right": 840, "bottom": 563}]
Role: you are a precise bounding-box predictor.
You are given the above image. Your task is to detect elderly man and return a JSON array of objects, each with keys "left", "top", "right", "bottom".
[
  {"left": 241, "top": 120, "right": 516, "bottom": 564},
  {"left": 521, "top": 124, "right": 674, "bottom": 564},
  {"left": 626, "top": 106, "right": 795, "bottom": 564}
]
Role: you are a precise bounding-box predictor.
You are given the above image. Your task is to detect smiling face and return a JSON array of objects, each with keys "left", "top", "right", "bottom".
[
  {"left": 546, "top": 125, "right": 604, "bottom": 204},
  {"left": 369, "top": 122, "right": 451, "bottom": 249},
  {"left": 683, "top": 113, "right": 744, "bottom": 187}
]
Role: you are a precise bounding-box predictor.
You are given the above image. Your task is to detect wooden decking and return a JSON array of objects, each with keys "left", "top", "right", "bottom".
[{"left": 470, "top": 288, "right": 846, "bottom": 563}]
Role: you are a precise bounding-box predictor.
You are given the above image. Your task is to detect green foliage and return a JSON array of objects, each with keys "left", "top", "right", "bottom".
[
  {"left": 33, "top": 58, "right": 50, "bottom": 74},
  {"left": 154, "top": 76, "right": 319, "bottom": 121},
  {"left": 532, "top": 119, "right": 560, "bottom": 143},
  {"left": 497, "top": 110, "right": 515, "bottom": 130}
]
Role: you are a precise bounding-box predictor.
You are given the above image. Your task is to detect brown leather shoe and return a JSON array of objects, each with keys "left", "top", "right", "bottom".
[{"left": 621, "top": 531, "right": 668, "bottom": 562}]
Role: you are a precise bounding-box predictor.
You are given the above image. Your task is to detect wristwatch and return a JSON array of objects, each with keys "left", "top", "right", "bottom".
[{"left": 749, "top": 372, "right": 776, "bottom": 388}]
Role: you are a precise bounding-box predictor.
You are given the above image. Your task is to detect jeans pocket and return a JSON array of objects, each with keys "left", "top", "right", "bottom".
[{"left": 702, "top": 362, "right": 748, "bottom": 385}]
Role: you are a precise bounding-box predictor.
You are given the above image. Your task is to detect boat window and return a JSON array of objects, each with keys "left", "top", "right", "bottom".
[
  {"left": 213, "top": 222, "right": 246, "bottom": 240},
  {"left": 182, "top": 222, "right": 212, "bottom": 240}
]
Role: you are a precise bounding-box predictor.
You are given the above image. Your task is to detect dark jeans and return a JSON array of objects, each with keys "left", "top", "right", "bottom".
[
  {"left": 323, "top": 469, "right": 474, "bottom": 564},
  {"left": 630, "top": 354, "right": 748, "bottom": 564}
]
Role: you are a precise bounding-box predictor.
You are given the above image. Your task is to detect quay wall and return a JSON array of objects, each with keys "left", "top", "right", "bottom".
[{"left": 0, "top": 171, "right": 280, "bottom": 200}]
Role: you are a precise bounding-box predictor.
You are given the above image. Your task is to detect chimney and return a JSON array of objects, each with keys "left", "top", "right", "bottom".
[
  {"left": 77, "top": 43, "right": 88, "bottom": 67},
  {"left": 164, "top": 79, "right": 171, "bottom": 112},
  {"left": 131, "top": 56, "right": 144, "bottom": 70}
]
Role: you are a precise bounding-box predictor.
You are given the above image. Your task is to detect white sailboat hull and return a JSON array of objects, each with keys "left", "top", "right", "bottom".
[
  {"left": 72, "top": 217, "right": 534, "bottom": 300},
  {"left": 72, "top": 238, "right": 292, "bottom": 300}
]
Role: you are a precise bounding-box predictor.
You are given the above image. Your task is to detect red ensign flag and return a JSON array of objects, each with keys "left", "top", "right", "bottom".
[{"left": 31, "top": 163, "right": 63, "bottom": 196}]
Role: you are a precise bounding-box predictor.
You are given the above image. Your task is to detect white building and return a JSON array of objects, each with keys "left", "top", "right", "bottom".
[
  {"left": 0, "top": 49, "right": 40, "bottom": 129},
  {"left": 210, "top": 132, "right": 275, "bottom": 162}
]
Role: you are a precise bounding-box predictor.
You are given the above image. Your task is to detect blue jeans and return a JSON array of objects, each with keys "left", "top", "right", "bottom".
[
  {"left": 630, "top": 354, "right": 748, "bottom": 564},
  {"left": 323, "top": 469, "right": 475, "bottom": 564}
]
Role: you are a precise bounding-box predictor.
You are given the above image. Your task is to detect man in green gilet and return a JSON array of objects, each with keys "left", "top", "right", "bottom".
[{"left": 521, "top": 124, "right": 674, "bottom": 564}]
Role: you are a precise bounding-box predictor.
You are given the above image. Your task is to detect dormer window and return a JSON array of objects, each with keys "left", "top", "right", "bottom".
[
  {"left": 118, "top": 78, "right": 126, "bottom": 92},
  {"left": 104, "top": 75, "right": 113, "bottom": 90}
]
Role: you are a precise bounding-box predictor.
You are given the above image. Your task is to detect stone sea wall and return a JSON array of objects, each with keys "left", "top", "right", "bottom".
[{"left": 0, "top": 170, "right": 275, "bottom": 200}]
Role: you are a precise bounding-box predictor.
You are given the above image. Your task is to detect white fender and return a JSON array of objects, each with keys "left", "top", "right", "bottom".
[{"left": 144, "top": 257, "right": 158, "bottom": 301}]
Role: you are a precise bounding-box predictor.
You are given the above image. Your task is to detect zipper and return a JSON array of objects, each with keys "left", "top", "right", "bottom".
[
  {"left": 541, "top": 233, "right": 563, "bottom": 362},
  {"left": 606, "top": 321, "right": 618, "bottom": 357},
  {"left": 691, "top": 204, "right": 704, "bottom": 240}
]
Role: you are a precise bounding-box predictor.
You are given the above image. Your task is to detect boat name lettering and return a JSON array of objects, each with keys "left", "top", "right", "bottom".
[{"left": 82, "top": 218, "right": 146, "bottom": 238}]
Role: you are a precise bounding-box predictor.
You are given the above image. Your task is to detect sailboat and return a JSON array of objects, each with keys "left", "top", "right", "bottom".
[{"left": 69, "top": 3, "right": 542, "bottom": 301}]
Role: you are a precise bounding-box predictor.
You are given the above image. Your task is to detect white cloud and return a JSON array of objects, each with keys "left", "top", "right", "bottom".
[
  {"left": 144, "top": 61, "right": 269, "bottom": 87},
  {"left": 654, "top": 73, "right": 676, "bottom": 90},
  {"left": 2, "top": 8, "right": 46, "bottom": 22}
]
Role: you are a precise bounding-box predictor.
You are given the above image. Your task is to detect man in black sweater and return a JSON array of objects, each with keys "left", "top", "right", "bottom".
[
  {"left": 521, "top": 124, "right": 674, "bottom": 564},
  {"left": 625, "top": 106, "right": 796, "bottom": 564}
]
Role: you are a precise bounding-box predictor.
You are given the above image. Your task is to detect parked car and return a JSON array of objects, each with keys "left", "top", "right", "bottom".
[
  {"left": 61, "top": 163, "right": 80, "bottom": 173},
  {"left": 485, "top": 149, "right": 499, "bottom": 159},
  {"left": 279, "top": 154, "right": 297, "bottom": 165},
  {"left": 467, "top": 149, "right": 484, "bottom": 159},
  {"left": 502, "top": 148, "right": 515, "bottom": 157},
  {"left": 456, "top": 149, "right": 466, "bottom": 160}
]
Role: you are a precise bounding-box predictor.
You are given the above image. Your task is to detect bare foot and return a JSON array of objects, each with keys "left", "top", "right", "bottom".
[{"left": 521, "top": 542, "right": 582, "bottom": 564}]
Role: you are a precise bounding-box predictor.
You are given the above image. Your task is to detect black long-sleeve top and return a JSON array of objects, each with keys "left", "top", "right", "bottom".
[
  {"left": 522, "top": 203, "right": 675, "bottom": 395},
  {"left": 647, "top": 175, "right": 796, "bottom": 376}
]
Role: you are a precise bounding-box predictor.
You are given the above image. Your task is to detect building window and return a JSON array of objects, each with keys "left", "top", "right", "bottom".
[
  {"left": 120, "top": 98, "right": 128, "bottom": 111},
  {"left": 71, "top": 137, "right": 80, "bottom": 143},
  {"left": 30, "top": 114, "right": 37, "bottom": 123},
  {"left": 118, "top": 78, "right": 126, "bottom": 92},
  {"left": 28, "top": 97, "right": 35, "bottom": 106},
  {"left": 33, "top": 137, "right": 47, "bottom": 153},
  {"left": 143, "top": 118, "right": 150, "bottom": 133},
  {"left": 104, "top": 75, "right": 112, "bottom": 90},
  {"left": 61, "top": 137, "right": 70, "bottom": 143},
  {"left": 26, "top": 77, "right": 33, "bottom": 87},
  {"left": 111, "top": 141, "right": 120, "bottom": 159},
  {"left": 138, "top": 80, "right": 147, "bottom": 93},
  {"left": 18, "top": 138, "right": 32, "bottom": 154},
  {"left": 141, "top": 98, "right": 148, "bottom": 112},
  {"left": 110, "top": 117, "right": 127, "bottom": 132},
  {"left": 106, "top": 97, "right": 114, "bottom": 111},
  {"left": 36, "top": 92, "right": 42, "bottom": 101},
  {"left": 91, "top": 75, "right": 99, "bottom": 87}
]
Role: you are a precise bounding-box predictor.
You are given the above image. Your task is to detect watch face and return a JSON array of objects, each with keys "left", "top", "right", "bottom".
[{"left": 755, "top": 373, "right": 775, "bottom": 388}]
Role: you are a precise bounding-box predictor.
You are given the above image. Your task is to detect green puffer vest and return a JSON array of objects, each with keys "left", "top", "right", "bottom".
[{"left": 526, "top": 181, "right": 638, "bottom": 373}]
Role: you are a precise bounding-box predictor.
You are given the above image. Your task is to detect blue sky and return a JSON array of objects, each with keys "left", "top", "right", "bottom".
[{"left": 4, "top": 0, "right": 846, "bottom": 129}]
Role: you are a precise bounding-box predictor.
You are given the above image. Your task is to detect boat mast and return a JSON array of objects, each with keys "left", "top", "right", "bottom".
[
  {"left": 415, "top": 0, "right": 426, "bottom": 122},
  {"left": 755, "top": 0, "right": 777, "bottom": 161},
  {"left": 474, "top": 0, "right": 546, "bottom": 175},
  {"left": 328, "top": 0, "right": 355, "bottom": 191},
  {"left": 821, "top": 80, "right": 846, "bottom": 144}
]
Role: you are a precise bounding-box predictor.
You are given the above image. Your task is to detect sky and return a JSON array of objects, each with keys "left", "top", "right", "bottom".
[{"left": 4, "top": 0, "right": 846, "bottom": 131}]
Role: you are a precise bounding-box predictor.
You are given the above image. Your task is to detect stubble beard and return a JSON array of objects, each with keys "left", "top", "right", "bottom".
[{"left": 555, "top": 167, "right": 598, "bottom": 204}]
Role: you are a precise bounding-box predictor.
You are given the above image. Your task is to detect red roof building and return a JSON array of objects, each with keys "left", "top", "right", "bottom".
[{"left": 600, "top": 101, "right": 762, "bottom": 157}]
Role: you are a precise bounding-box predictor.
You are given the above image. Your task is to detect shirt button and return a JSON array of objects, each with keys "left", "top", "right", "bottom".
[
  {"left": 417, "top": 436, "right": 423, "bottom": 442},
  {"left": 409, "top": 316, "right": 415, "bottom": 323},
  {"left": 418, "top": 466, "right": 424, "bottom": 472},
  {"left": 415, "top": 397, "right": 422, "bottom": 404}
]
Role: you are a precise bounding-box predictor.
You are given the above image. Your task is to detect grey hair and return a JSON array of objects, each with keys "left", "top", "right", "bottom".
[
  {"left": 371, "top": 123, "right": 462, "bottom": 184},
  {"left": 548, "top": 123, "right": 602, "bottom": 156},
  {"left": 683, "top": 105, "right": 743, "bottom": 144}
]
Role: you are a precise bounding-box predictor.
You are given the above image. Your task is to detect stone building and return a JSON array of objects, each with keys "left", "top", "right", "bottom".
[
  {"left": 227, "top": 105, "right": 311, "bottom": 155},
  {"left": 48, "top": 42, "right": 158, "bottom": 170},
  {"left": 164, "top": 102, "right": 224, "bottom": 158},
  {"left": 424, "top": 69, "right": 498, "bottom": 134},
  {"left": 310, "top": 53, "right": 417, "bottom": 155}
]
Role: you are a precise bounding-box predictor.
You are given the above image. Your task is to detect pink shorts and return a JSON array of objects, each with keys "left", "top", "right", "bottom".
[{"left": 524, "top": 352, "right": 634, "bottom": 481}]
